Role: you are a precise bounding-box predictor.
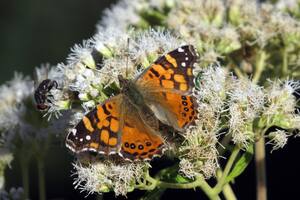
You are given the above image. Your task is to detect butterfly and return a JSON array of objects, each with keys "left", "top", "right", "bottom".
[{"left": 65, "top": 45, "right": 198, "bottom": 161}]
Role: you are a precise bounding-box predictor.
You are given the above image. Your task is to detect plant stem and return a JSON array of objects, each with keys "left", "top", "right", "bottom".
[
  {"left": 252, "top": 50, "right": 267, "bottom": 84},
  {"left": 37, "top": 157, "right": 46, "bottom": 200},
  {"left": 255, "top": 137, "right": 267, "bottom": 200},
  {"left": 20, "top": 156, "right": 30, "bottom": 199},
  {"left": 216, "top": 170, "right": 237, "bottom": 200},
  {"left": 140, "top": 146, "right": 240, "bottom": 199},
  {"left": 142, "top": 174, "right": 220, "bottom": 200},
  {"left": 213, "top": 145, "right": 240, "bottom": 194},
  {"left": 197, "top": 176, "right": 221, "bottom": 200},
  {"left": 222, "top": 183, "right": 237, "bottom": 200},
  {"left": 227, "top": 58, "right": 245, "bottom": 79},
  {"left": 281, "top": 47, "right": 288, "bottom": 77}
]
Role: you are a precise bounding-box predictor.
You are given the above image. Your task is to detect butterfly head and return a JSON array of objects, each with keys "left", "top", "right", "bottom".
[{"left": 118, "top": 75, "right": 133, "bottom": 93}]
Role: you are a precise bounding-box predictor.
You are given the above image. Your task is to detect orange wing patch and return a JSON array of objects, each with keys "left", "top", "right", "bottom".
[
  {"left": 163, "top": 92, "right": 197, "bottom": 129},
  {"left": 120, "top": 116, "right": 164, "bottom": 160},
  {"left": 65, "top": 96, "right": 122, "bottom": 155},
  {"left": 136, "top": 45, "right": 198, "bottom": 93}
]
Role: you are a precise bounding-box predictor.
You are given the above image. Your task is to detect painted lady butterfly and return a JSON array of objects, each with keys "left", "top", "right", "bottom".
[{"left": 66, "top": 45, "right": 198, "bottom": 160}]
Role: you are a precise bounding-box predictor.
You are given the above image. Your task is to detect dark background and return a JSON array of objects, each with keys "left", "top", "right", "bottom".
[{"left": 1, "top": 0, "right": 300, "bottom": 199}]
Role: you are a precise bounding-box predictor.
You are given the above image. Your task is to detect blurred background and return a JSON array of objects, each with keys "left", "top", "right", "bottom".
[{"left": 0, "top": 0, "right": 300, "bottom": 199}]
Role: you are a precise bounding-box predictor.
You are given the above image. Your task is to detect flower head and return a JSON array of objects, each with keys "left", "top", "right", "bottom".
[
  {"left": 73, "top": 159, "right": 148, "bottom": 196},
  {"left": 267, "top": 129, "right": 290, "bottom": 152}
]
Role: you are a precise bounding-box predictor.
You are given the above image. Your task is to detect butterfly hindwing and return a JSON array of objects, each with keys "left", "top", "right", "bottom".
[
  {"left": 120, "top": 107, "right": 164, "bottom": 160},
  {"left": 158, "top": 92, "right": 197, "bottom": 130}
]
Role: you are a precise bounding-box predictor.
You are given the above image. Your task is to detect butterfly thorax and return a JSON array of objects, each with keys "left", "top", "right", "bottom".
[
  {"left": 118, "top": 75, "right": 159, "bottom": 129},
  {"left": 118, "top": 75, "right": 145, "bottom": 107}
]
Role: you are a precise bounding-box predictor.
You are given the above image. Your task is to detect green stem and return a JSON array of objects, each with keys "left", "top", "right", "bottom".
[
  {"left": 233, "top": 67, "right": 245, "bottom": 79},
  {"left": 140, "top": 173, "right": 220, "bottom": 200},
  {"left": 216, "top": 170, "right": 237, "bottom": 200},
  {"left": 222, "top": 183, "right": 237, "bottom": 200},
  {"left": 20, "top": 156, "right": 30, "bottom": 199},
  {"left": 281, "top": 47, "right": 288, "bottom": 77},
  {"left": 213, "top": 145, "right": 240, "bottom": 194},
  {"left": 255, "top": 137, "right": 267, "bottom": 200},
  {"left": 227, "top": 58, "right": 246, "bottom": 79},
  {"left": 197, "top": 176, "right": 221, "bottom": 200},
  {"left": 252, "top": 50, "right": 267, "bottom": 84},
  {"left": 37, "top": 157, "right": 46, "bottom": 200}
]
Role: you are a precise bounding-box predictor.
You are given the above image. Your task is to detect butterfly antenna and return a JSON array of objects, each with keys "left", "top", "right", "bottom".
[
  {"left": 125, "top": 38, "right": 130, "bottom": 78},
  {"left": 92, "top": 69, "right": 115, "bottom": 77}
]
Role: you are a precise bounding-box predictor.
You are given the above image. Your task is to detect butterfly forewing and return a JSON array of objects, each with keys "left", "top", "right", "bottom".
[
  {"left": 66, "top": 96, "right": 123, "bottom": 155},
  {"left": 136, "top": 45, "right": 198, "bottom": 93}
]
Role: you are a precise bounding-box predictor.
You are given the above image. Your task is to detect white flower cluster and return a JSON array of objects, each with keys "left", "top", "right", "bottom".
[
  {"left": 46, "top": 0, "right": 300, "bottom": 195},
  {"left": 263, "top": 80, "right": 300, "bottom": 130},
  {"left": 0, "top": 73, "right": 33, "bottom": 143},
  {"left": 96, "top": 0, "right": 300, "bottom": 77},
  {"left": 73, "top": 160, "right": 147, "bottom": 196},
  {"left": 1, "top": 0, "right": 297, "bottom": 197},
  {"left": 267, "top": 129, "right": 290, "bottom": 152},
  {"left": 228, "top": 78, "right": 265, "bottom": 147},
  {"left": 41, "top": 28, "right": 183, "bottom": 117}
]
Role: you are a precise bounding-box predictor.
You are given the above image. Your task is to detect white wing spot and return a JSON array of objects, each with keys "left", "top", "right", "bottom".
[
  {"left": 86, "top": 135, "right": 91, "bottom": 141},
  {"left": 178, "top": 47, "right": 184, "bottom": 52},
  {"left": 72, "top": 129, "right": 77, "bottom": 136},
  {"left": 185, "top": 57, "right": 188, "bottom": 61},
  {"left": 80, "top": 138, "right": 83, "bottom": 142},
  {"left": 181, "top": 62, "right": 186, "bottom": 67}
]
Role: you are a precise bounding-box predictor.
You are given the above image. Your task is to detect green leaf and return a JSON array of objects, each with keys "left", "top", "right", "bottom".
[
  {"left": 155, "top": 164, "right": 191, "bottom": 184},
  {"left": 225, "top": 145, "right": 254, "bottom": 184}
]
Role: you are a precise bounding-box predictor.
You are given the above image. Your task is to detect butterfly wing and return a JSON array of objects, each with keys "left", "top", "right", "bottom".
[
  {"left": 65, "top": 95, "right": 164, "bottom": 160},
  {"left": 136, "top": 45, "right": 197, "bottom": 93},
  {"left": 119, "top": 105, "right": 164, "bottom": 160},
  {"left": 136, "top": 45, "right": 198, "bottom": 131},
  {"left": 149, "top": 92, "right": 197, "bottom": 131},
  {"left": 65, "top": 95, "right": 123, "bottom": 155}
]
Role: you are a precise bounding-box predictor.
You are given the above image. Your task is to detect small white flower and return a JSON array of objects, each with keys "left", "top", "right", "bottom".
[
  {"left": 93, "top": 27, "right": 130, "bottom": 59},
  {"left": 194, "top": 66, "right": 228, "bottom": 112},
  {"left": 265, "top": 80, "right": 299, "bottom": 116},
  {"left": 67, "top": 40, "right": 96, "bottom": 69},
  {"left": 267, "top": 130, "right": 290, "bottom": 152},
  {"left": 98, "top": 0, "right": 142, "bottom": 31}
]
